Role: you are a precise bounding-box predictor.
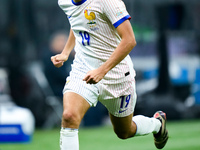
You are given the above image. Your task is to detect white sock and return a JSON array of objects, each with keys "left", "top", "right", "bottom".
[
  {"left": 132, "top": 115, "right": 161, "bottom": 136},
  {"left": 60, "top": 128, "right": 79, "bottom": 150}
]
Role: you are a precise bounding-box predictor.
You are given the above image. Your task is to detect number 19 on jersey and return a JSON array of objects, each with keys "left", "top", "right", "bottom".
[{"left": 79, "top": 31, "right": 90, "bottom": 46}]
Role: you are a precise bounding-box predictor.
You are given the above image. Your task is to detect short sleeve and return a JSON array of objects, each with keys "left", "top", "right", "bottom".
[{"left": 102, "top": 0, "right": 131, "bottom": 28}]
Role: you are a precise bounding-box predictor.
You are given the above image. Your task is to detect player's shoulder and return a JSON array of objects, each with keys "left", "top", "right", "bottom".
[{"left": 99, "top": 0, "right": 124, "bottom": 7}]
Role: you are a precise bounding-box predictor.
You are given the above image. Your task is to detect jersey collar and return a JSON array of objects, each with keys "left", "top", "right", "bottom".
[{"left": 71, "top": 0, "right": 87, "bottom": 6}]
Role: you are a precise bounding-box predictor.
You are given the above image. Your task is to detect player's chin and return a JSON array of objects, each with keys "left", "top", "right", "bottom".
[{"left": 55, "top": 64, "right": 62, "bottom": 68}]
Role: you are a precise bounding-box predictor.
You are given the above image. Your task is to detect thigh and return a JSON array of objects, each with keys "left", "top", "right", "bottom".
[
  {"left": 99, "top": 80, "right": 137, "bottom": 117},
  {"left": 100, "top": 93, "right": 136, "bottom": 118},
  {"left": 62, "top": 92, "right": 90, "bottom": 128},
  {"left": 63, "top": 76, "right": 99, "bottom": 107}
]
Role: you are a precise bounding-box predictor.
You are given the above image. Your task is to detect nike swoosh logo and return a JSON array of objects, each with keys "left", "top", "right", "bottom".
[{"left": 119, "top": 109, "right": 128, "bottom": 113}]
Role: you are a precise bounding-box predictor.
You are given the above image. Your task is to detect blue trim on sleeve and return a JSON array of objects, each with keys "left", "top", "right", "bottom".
[
  {"left": 71, "top": 0, "right": 87, "bottom": 6},
  {"left": 113, "top": 15, "right": 131, "bottom": 28}
]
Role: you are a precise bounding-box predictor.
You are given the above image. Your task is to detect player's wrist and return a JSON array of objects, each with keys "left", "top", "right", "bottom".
[
  {"left": 98, "top": 65, "right": 109, "bottom": 76},
  {"left": 60, "top": 52, "right": 69, "bottom": 61}
]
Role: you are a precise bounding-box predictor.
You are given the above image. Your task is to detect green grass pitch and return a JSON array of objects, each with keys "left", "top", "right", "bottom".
[{"left": 0, "top": 120, "right": 200, "bottom": 150}]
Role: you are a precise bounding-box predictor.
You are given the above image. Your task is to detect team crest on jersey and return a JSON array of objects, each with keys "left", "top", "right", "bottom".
[{"left": 84, "top": 7, "right": 99, "bottom": 31}]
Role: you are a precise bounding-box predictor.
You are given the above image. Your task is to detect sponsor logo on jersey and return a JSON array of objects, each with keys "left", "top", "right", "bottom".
[
  {"left": 116, "top": 9, "right": 126, "bottom": 17},
  {"left": 115, "top": 6, "right": 126, "bottom": 17}
]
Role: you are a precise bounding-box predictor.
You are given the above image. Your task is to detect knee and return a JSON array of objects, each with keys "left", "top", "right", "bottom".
[
  {"left": 114, "top": 126, "right": 136, "bottom": 140},
  {"left": 114, "top": 130, "right": 130, "bottom": 140},
  {"left": 62, "top": 110, "right": 81, "bottom": 127}
]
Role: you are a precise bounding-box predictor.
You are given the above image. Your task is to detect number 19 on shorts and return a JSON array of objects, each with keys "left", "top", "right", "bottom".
[{"left": 118, "top": 94, "right": 131, "bottom": 113}]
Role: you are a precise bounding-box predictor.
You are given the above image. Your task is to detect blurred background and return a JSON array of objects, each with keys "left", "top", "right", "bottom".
[{"left": 0, "top": 0, "right": 200, "bottom": 141}]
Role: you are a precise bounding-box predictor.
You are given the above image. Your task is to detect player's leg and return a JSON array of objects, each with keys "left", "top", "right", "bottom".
[
  {"left": 110, "top": 111, "right": 168, "bottom": 149},
  {"left": 60, "top": 92, "right": 90, "bottom": 150},
  {"left": 101, "top": 88, "right": 161, "bottom": 139},
  {"left": 109, "top": 112, "right": 136, "bottom": 139},
  {"left": 109, "top": 112, "right": 161, "bottom": 139},
  {"left": 62, "top": 92, "right": 90, "bottom": 128}
]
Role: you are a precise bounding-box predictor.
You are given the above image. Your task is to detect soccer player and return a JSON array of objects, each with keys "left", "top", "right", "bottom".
[{"left": 51, "top": 0, "right": 169, "bottom": 149}]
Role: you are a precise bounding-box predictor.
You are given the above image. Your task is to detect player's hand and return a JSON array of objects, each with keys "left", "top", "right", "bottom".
[
  {"left": 83, "top": 68, "right": 106, "bottom": 84},
  {"left": 51, "top": 53, "right": 68, "bottom": 68}
]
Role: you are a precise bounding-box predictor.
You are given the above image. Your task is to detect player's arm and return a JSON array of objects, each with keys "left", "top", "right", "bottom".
[
  {"left": 51, "top": 29, "right": 75, "bottom": 68},
  {"left": 83, "top": 20, "right": 136, "bottom": 84},
  {"left": 99, "top": 20, "right": 136, "bottom": 74}
]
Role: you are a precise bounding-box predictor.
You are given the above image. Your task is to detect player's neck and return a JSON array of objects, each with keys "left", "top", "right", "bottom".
[{"left": 73, "top": 0, "right": 82, "bottom": 3}]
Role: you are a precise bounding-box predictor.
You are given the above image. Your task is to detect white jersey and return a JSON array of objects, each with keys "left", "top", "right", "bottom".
[{"left": 59, "top": 0, "right": 136, "bottom": 99}]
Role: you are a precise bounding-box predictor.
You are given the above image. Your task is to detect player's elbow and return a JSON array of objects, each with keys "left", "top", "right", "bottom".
[
  {"left": 127, "top": 37, "right": 137, "bottom": 50},
  {"left": 130, "top": 38, "right": 137, "bottom": 49}
]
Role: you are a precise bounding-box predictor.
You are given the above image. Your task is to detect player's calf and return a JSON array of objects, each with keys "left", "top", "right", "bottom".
[{"left": 110, "top": 114, "right": 137, "bottom": 140}]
